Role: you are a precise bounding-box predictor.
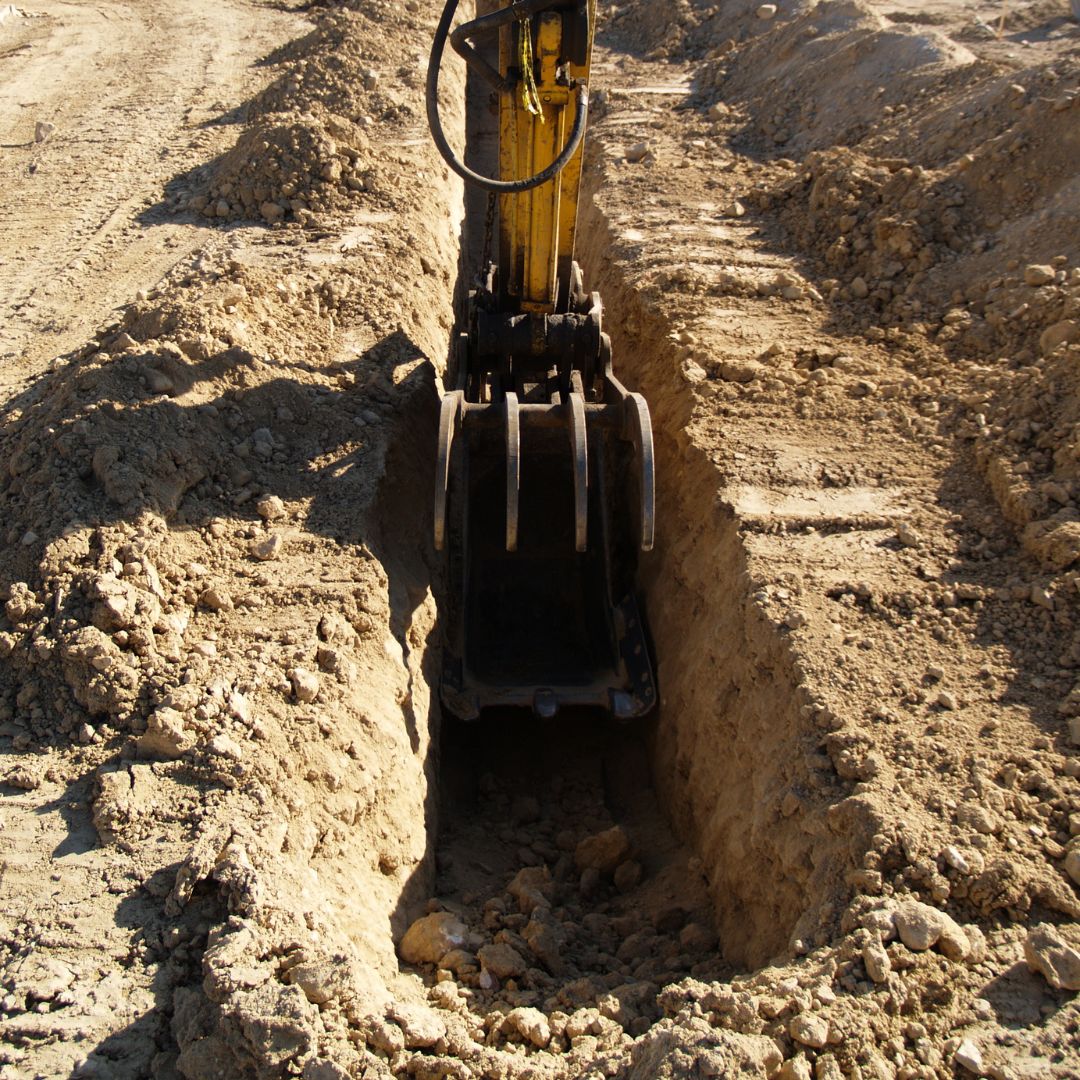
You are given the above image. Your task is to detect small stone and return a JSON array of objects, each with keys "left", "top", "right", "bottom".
[
  {"left": 1023, "top": 264, "right": 1055, "bottom": 287},
  {"left": 756, "top": 3, "right": 778, "bottom": 19},
  {"left": 505, "top": 1006, "right": 551, "bottom": 1049},
  {"left": 954, "top": 1039, "right": 984, "bottom": 1075},
  {"left": 850, "top": 276, "right": 869, "bottom": 299},
  {"left": 208, "top": 734, "right": 243, "bottom": 761},
  {"left": 625, "top": 142, "right": 651, "bottom": 163},
  {"left": 261, "top": 201, "right": 285, "bottom": 224},
  {"left": 575, "top": 825, "right": 632, "bottom": 874},
  {"left": 1063, "top": 847, "right": 1080, "bottom": 887},
  {"left": 723, "top": 199, "right": 746, "bottom": 218},
  {"left": 1024, "top": 924, "right": 1080, "bottom": 990},
  {"left": 199, "top": 587, "right": 232, "bottom": 612},
  {"left": 256, "top": 495, "right": 286, "bottom": 521},
  {"left": 776, "top": 1058, "right": 813, "bottom": 1080},
  {"left": 145, "top": 369, "right": 174, "bottom": 395},
  {"left": 137, "top": 707, "right": 191, "bottom": 760},
  {"left": 936, "top": 691, "right": 957, "bottom": 710},
  {"left": 478, "top": 942, "right": 527, "bottom": 980},
  {"left": 388, "top": 1002, "right": 445, "bottom": 1049},
  {"left": 862, "top": 939, "right": 891, "bottom": 983},
  {"left": 250, "top": 534, "right": 283, "bottom": 561},
  {"left": 789, "top": 1013, "right": 828, "bottom": 1049},
  {"left": 896, "top": 523, "right": 920, "bottom": 548},
  {"left": 613, "top": 860, "right": 642, "bottom": 892},
  {"left": 708, "top": 101, "right": 730, "bottom": 120},
  {"left": 1030, "top": 585, "right": 1054, "bottom": 610},
  {"left": 1040, "top": 320, "right": 1079, "bottom": 355},
  {"left": 289, "top": 667, "right": 320, "bottom": 703},
  {"left": 399, "top": 912, "right": 468, "bottom": 965},
  {"left": 508, "top": 865, "right": 553, "bottom": 914},
  {"left": 34, "top": 121, "right": 55, "bottom": 144},
  {"left": 894, "top": 901, "right": 945, "bottom": 950}
]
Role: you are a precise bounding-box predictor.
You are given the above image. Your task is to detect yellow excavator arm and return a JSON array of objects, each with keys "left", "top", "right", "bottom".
[{"left": 426, "top": 0, "right": 656, "bottom": 721}]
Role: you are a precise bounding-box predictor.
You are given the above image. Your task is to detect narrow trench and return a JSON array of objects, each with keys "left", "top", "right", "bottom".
[{"left": 397, "top": 14, "right": 742, "bottom": 1014}]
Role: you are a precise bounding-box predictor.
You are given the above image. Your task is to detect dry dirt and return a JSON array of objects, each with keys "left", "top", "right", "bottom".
[{"left": 1, "top": 1, "right": 1080, "bottom": 1078}]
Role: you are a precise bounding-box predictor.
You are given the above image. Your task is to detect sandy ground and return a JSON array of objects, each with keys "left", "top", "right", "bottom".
[{"left": 1, "top": 0, "right": 1080, "bottom": 1078}]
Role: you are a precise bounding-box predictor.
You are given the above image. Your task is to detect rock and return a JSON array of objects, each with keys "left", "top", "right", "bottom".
[
  {"left": 1022, "top": 518, "right": 1080, "bottom": 571},
  {"left": 680, "top": 922, "right": 718, "bottom": 952},
  {"left": 504, "top": 1006, "right": 551, "bottom": 1049},
  {"left": 1024, "top": 924, "right": 1080, "bottom": 990},
  {"left": 575, "top": 825, "right": 632, "bottom": 874},
  {"left": 256, "top": 495, "right": 287, "bottom": 521},
  {"left": 137, "top": 707, "right": 192, "bottom": 760},
  {"left": 260, "top": 201, "right": 285, "bottom": 224},
  {"left": 208, "top": 734, "right": 243, "bottom": 761},
  {"left": 1023, "top": 264, "right": 1055, "bottom": 287},
  {"left": 723, "top": 199, "right": 746, "bottom": 218},
  {"left": 34, "top": 121, "right": 55, "bottom": 144},
  {"left": 862, "top": 939, "right": 891, "bottom": 983},
  {"left": 896, "top": 523, "right": 920, "bottom": 547},
  {"left": 250, "top": 534, "right": 283, "bottom": 561},
  {"left": 954, "top": 1039, "right": 984, "bottom": 1075},
  {"left": 789, "top": 1013, "right": 828, "bottom": 1049},
  {"left": 289, "top": 667, "right": 320, "bottom": 703},
  {"left": 523, "top": 912, "right": 567, "bottom": 974},
  {"left": 388, "top": 1002, "right": 445, "bottom": 1049},
  {"left": 756, "top": 3, "right": 778, "bottom": 19},
  {"left": 1040, "top": 320, "right": 1080, "bottom": 355},
  {"left": 1064, "top": 847, "right": 1080, "bottom": 886},
  {"left": 508, "top": 865, "right": 553, "bottom": 914},
  {"left": 850, "top": 276, "right": 869, "bottom": 299},
  {"left": 894, "top": 901, "right": 952, "bottom": 951},
  {"left": 199, "top": 587, "right": 232, "bottom": 612},
  {"left": 625, "top": 142, "right": 651, "bottom": 163},
  {"left": 145, "top": 368, "right": 175, "bottom": 395},
  {"left": 477, "top": 942, "right": 527, "bottom": 980},
  {"left": 399, "top": 912, "right": 468, "bottom": 965},
  {"left": 719, "top": 359, "right": 764, "bottom": 383},
  {"left": 613, "top": 860, "right": 642, "bottom": 892},
  {"left": 777, "top": 1058, "right": 813, "bottom": 1080},
  {"left": 936, "top": 691, "right": 957, "bottom": 710},
  {"left": 708, "top": 101, "right": 730, "bottom": 120}
]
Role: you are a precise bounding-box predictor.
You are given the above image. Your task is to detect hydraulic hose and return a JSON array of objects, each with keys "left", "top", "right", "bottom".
[{"left": 426, "top": 0, "right": 590, "bottom": 194}]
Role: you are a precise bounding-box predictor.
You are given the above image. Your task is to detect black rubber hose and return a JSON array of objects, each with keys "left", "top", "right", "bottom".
[{"left": 426, "top": 0, "right": 590, "bottom": 194}]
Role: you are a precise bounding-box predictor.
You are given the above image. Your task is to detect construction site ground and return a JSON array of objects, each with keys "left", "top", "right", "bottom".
[{"left": 1, "top": 1, "right": 1079, "bottom": 1078}]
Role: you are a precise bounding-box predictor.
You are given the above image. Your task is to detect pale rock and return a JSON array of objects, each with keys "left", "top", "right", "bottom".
[
  {"left": 256, "top": 495, "right": 287, "bottom": 521},
  {"left": 575, "top": 825, "right": 632, "bottom": 874},
  {"left": 896, "top": 523, "right": 920, "bottom": 547},
  {"left": 777, "top": 1057, "right": 813, "bottom": 1080},
  {"left": 208, "top": 733, "right": 243, "bottom": 761},
  {"left": 1023, "top": 264, "right": 1055, "bottom": 287},
  {"left": 757, "top": 3, "right": 778, "bottom": 18},
  {"left": 789, "top": 1013, "right": 828, "bottom": 1049},
  {"left": 505, "top": 1006, "right": 551, "bottom": 1048},
  {"left": 1025, "top": 924, "right": 1080, "bottom": 990},
  {"left": 289, "top": 667, "right": 320, "bottom": 703},
  {"left": 261, "top": 202, "right": 285, "bottom": 224},
  {"left": 250, "top": 534, "right": 283, "bottom": 561},
  {"left": 388, "top": 1002, "right": 445, "bottom": 1049},
  {"left": 936, "top": 691, "right": 957, "bottom": 710},
  {"left": 708, "top": 101, "right": 730, "bottom": 120},
  {"left": 1064, "top": 846, "right": 1080, "bottom": 886},
  {"left": 895, "top": 900, "right": 952, "bottom": 951},
  {"left": 399, "top": 912, "right": 468, "bottom": 965},
  {"left": 723, "top": 199, "right": 746, "bottom": 218},
  {"left": 625, "top": 142, "right": 651, "bottom": 163},
  {"left": 137, "top": 707, "right": 192, "bottom": 760},
  {"left": 862, "top": 939, "right": 891, "bottom": 983},
  {"left": 34, "top": 121, "right": 55, "bottom": 144},
  {"left": 850, "top": 276, "right": 869, "bottom": 299},
  {"left": 954, "top": 1039, "right": 984, "bottom": 1075}
]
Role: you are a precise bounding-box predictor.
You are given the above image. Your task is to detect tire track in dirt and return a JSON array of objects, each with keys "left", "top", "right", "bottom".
[{"left": 0, "top": 0, "right": 304, "bottom": 388}]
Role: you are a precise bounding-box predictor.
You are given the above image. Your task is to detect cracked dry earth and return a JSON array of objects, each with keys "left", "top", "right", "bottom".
[{"left": 2, "top": 0, "right": 1080, "bottom": 1078}]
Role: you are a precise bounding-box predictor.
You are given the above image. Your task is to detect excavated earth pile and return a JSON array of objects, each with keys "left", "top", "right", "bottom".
[{"left": 2, "top": 0, "right": 1080, "bottom": 1079}]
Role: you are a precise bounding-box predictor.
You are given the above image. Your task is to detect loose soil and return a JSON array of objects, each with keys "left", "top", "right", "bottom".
[{"left": 1, "top": 1, "right": 1080, "bottom": 1079}]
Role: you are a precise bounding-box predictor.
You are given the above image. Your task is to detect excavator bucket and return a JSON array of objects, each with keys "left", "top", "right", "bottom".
[
  {"left": 427, "top": 0, "right": 656, "bottom": 720},
  {"left": 435, "top": 350, "right": 655, "bottom": 720}
]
